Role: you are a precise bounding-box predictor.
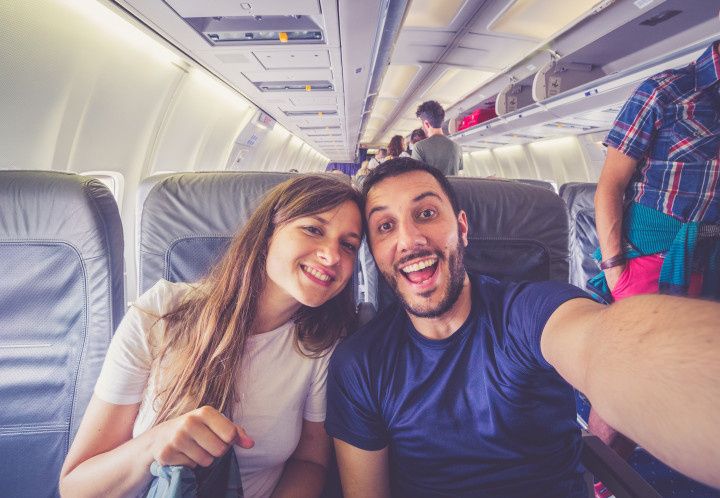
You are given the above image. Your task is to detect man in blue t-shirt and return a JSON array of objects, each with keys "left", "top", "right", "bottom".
[{"left": 325, "top": 158, "right": 720, "bottom": 497}]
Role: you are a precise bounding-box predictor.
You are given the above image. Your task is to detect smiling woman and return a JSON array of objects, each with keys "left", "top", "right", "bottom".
[{"left": 59, "top": 175, "right": 363, "bottom": 498}]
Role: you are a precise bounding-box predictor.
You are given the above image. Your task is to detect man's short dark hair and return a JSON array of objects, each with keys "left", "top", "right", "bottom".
[
  {"left": 416, "top": 100, "right": 445, "bottom": 129},
  {"left": 410, "top": 128, "right": 427, "bottom": 144},
  {"left": 361, "top": 157, "right": 460, "bottom": 215}
]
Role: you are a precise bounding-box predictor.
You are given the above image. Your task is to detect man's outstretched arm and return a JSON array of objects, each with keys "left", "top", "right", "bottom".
[
  {"left": 334, "top": 439, "right": 391, "bottom": 498},
  {"left": 541, "top": 295, "right": 720, "bottom": 488}
]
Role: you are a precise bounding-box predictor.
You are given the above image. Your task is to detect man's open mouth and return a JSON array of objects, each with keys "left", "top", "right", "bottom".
[{"left": 399, "top": 257, "right": 438, "bottom": 284}]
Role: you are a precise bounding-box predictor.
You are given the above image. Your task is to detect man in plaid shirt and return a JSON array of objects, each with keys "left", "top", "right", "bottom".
[{"left": 588, "top": 36, "right": 720, "bottom": 493}]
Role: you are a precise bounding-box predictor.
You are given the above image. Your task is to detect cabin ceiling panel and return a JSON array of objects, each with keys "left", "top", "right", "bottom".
[
  {"left": 392, "top": 45, "right": 447, "bottom": 65},
  {"left": 165, "top": 0, "right": 321, "bottom": 18},
  {"left": 459, "top": 33, "right": 537, "bottom": 68},
  {"left": 403, "top": 0, "right": 467, "bottom": 29},
  {"left": 371, "top": 99, "right": 399, "bottom": 118},
  {"left": 486, "top": 0, "right": 605, "bottom": 41},
  {"left": 212, "top": 51, "right": 256, "bottom": 66},
  {"left": 253, "top": 48, "right": 331, "bottom": 69},
  {"left": 120, "top": 0, "right": 355, "bottom": 159},
  {"left": 421, "top": 68, "right": 495, "bottom": 108},
  {"left": 289, "top": 95, "right": 338, "bottom": 107},
  {"left": 241, "top": 68, "right": 334, "bottom": 82},
  {"left": 259, "top": 96, "right": 292, "bottom": 105},
  {"left": 397, "top": 117, "right": 419, "bottom": 129},
  {"left": 281, "top": 104, "right": 337, "bottom": 115},
  {"left": 395, "top": 29, "right": 455, "bottom": 53},
  {"left": 287, "top": 116, "right": 342, "bottom": 127},
  {"left": 443, "top": 47, "right": 492, "bottom": 69},
  {"left": 337, "top": 0, "right": 384, "bottom": 159},
  {"left": 378, "top": 65, "right": 421, "bottom": 99}
]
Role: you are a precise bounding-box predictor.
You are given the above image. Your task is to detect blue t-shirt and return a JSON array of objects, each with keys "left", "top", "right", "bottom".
[{"left": 326, "top": 274, "right": 590, "bottom": 498}]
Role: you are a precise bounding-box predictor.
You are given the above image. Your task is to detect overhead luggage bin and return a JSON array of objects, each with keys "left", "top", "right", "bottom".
[
  {"left": 533, "top": 60, "right": 606, "bottom": 102},
  {"left": 495, "top": 79, "right": 535, "bottom": 116},
  {"left": 450, "top": 0, "right": 718, "bottom": 148}
]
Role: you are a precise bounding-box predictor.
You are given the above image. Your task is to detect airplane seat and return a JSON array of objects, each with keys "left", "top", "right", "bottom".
[
  {"left": 513, "top": 178, "right": 557, "bottom": 192},
  {"left": 558, "top": 183, "right": 598, "bottom": 427},
  {"left": 0, "top": 171, "right": 124, "bottom": 497},
  {"left": 138, "top": 171, "right": 351, "bottom": 498},
  {"left": 370, "top": 177, "right": 570, "bottom": 312},
  {"left": 137, "top": 171, "right": 294, "bottom": 294},
  {"left": 559, "top": 182, "right": 599, "bottom": 292},
  {"left": 450, "top": 176, "right": 569, "bottom": 279}
]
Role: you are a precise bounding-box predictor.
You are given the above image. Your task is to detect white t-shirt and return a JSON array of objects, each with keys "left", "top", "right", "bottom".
[{"left": 94, "top": 280, "right": 334, "bottom": 498}]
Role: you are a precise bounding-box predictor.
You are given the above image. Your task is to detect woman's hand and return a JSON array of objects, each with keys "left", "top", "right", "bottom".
[{"left": 150, "top": 406, "right": 254, "bottom": 468}]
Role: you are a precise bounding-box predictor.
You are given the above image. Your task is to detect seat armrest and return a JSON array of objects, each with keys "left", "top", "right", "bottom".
[{"left": 581, "top": 432, "right": 661, "bottom": 498}]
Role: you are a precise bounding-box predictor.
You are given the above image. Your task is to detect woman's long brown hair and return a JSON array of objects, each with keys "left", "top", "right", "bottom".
[
  {"left": 148, "top": 175, "right": 362, "bottom": 424},
  {"left": 387, "top": 135, "right": 404, "bottom": 158}
]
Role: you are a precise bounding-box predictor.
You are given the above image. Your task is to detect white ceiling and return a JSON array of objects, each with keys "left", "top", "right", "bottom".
[
  {"left": 114, "top": 0, "right": 718, "bottom": 160},
  {"left": 117, "top": 0, "right": 384, "bottom": 161}
]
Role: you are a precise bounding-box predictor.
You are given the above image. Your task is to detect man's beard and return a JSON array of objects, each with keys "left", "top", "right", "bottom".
[{"left": 382, "top": 233, "right": 466, "bottom": 318}]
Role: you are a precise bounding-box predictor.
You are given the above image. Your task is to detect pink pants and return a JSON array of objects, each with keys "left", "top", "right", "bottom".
[{"left": 611, "top": 254, "right": 703, "bottom": 301}]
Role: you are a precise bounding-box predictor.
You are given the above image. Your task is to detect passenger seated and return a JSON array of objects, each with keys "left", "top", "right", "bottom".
[
  {"left": 60, "top": 176, "right": 363, "bottom": 498},
  {"left": 327, "top": 158, "right": 720, "bottom": 497}
]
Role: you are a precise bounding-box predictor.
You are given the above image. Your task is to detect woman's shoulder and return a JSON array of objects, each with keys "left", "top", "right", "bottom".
[
  {"left": 132, "top": 279, "right": 197, "bottom": 316},
  {"left": 266, "top": 320, "right": 339, "bottom": 365}
]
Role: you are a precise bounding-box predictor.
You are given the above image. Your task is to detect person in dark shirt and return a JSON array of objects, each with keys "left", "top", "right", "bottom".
[{"left": 326, "top": 158, "right": 720, "bottom": 497}]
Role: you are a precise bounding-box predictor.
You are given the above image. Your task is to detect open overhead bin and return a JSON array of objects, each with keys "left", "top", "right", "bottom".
[
  {"left": 450, "top": 0, "right": 719, "bottom": 148},
  {"left": 496, "top": 76, "right": 535, "bottom": 116},
  {"left": 533, "top": 61, "right": 606, "bottom": 101}
]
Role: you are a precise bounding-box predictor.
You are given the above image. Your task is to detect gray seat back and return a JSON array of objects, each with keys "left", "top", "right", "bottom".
[
  {"left": 372, "top": 177, "right": 570, "bottom": 311},
  {"left": 513, "top": 178, "right": 557, "bottom": 192},
  {"left": 0, "top": 171, "right": 124, "bottom": 497},
  {"left": 138, "top": 172, "right": 294, "bottom": 293},
  {"left": 559, "top": 182, "right": 599, "bottom": 290},
  {"left": 452, "top": 177, "right": 569, "bottom": 281}
]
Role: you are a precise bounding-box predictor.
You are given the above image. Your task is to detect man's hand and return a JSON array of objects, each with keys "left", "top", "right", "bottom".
[{"left": 604, "top": 264, "right": 626, "bottom": 291}]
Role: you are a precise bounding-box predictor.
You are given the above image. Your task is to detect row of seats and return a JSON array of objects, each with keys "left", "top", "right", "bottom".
[
  {"left": 0, "top": 170, "right": 684, "bottom": 497},
  {"left": 0, "top": 171, "right": 125, "bottom": 497}
]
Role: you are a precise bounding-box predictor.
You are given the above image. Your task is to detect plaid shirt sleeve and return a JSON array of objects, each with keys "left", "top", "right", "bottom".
[{"left": 604, "top": 78, "right": 665, "bottom": 160}]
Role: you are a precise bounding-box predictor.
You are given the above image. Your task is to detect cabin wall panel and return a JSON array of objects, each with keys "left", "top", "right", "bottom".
[
  {"left": 577, "top": 132, "right": 607, "bottom": 182},
  {"left": 492, "top": 145, "right": 530, "bottom": 179},
  {"left": 150, "top": 73, "right": 254, "bottom": 173},
  {"left": 242, "top": 125, "right": 289, "bottom": 171},
  {"left": 465, "top": 138, "right": 595, "bottom": 185},
  {"left": 271, "top": 133, "right": 295, "bottom": 171},
  {"left": 463, "top": 150, "right": 497, "bottom": 177},
  {"left": 283, "top": 138, "right": 305, "bottom": 171},
  {"left": 302, "top": 145, "right": 318, "bottom": 171},
  {"left": 527, "top": 137, "right": 591, "bottom": 185}
]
